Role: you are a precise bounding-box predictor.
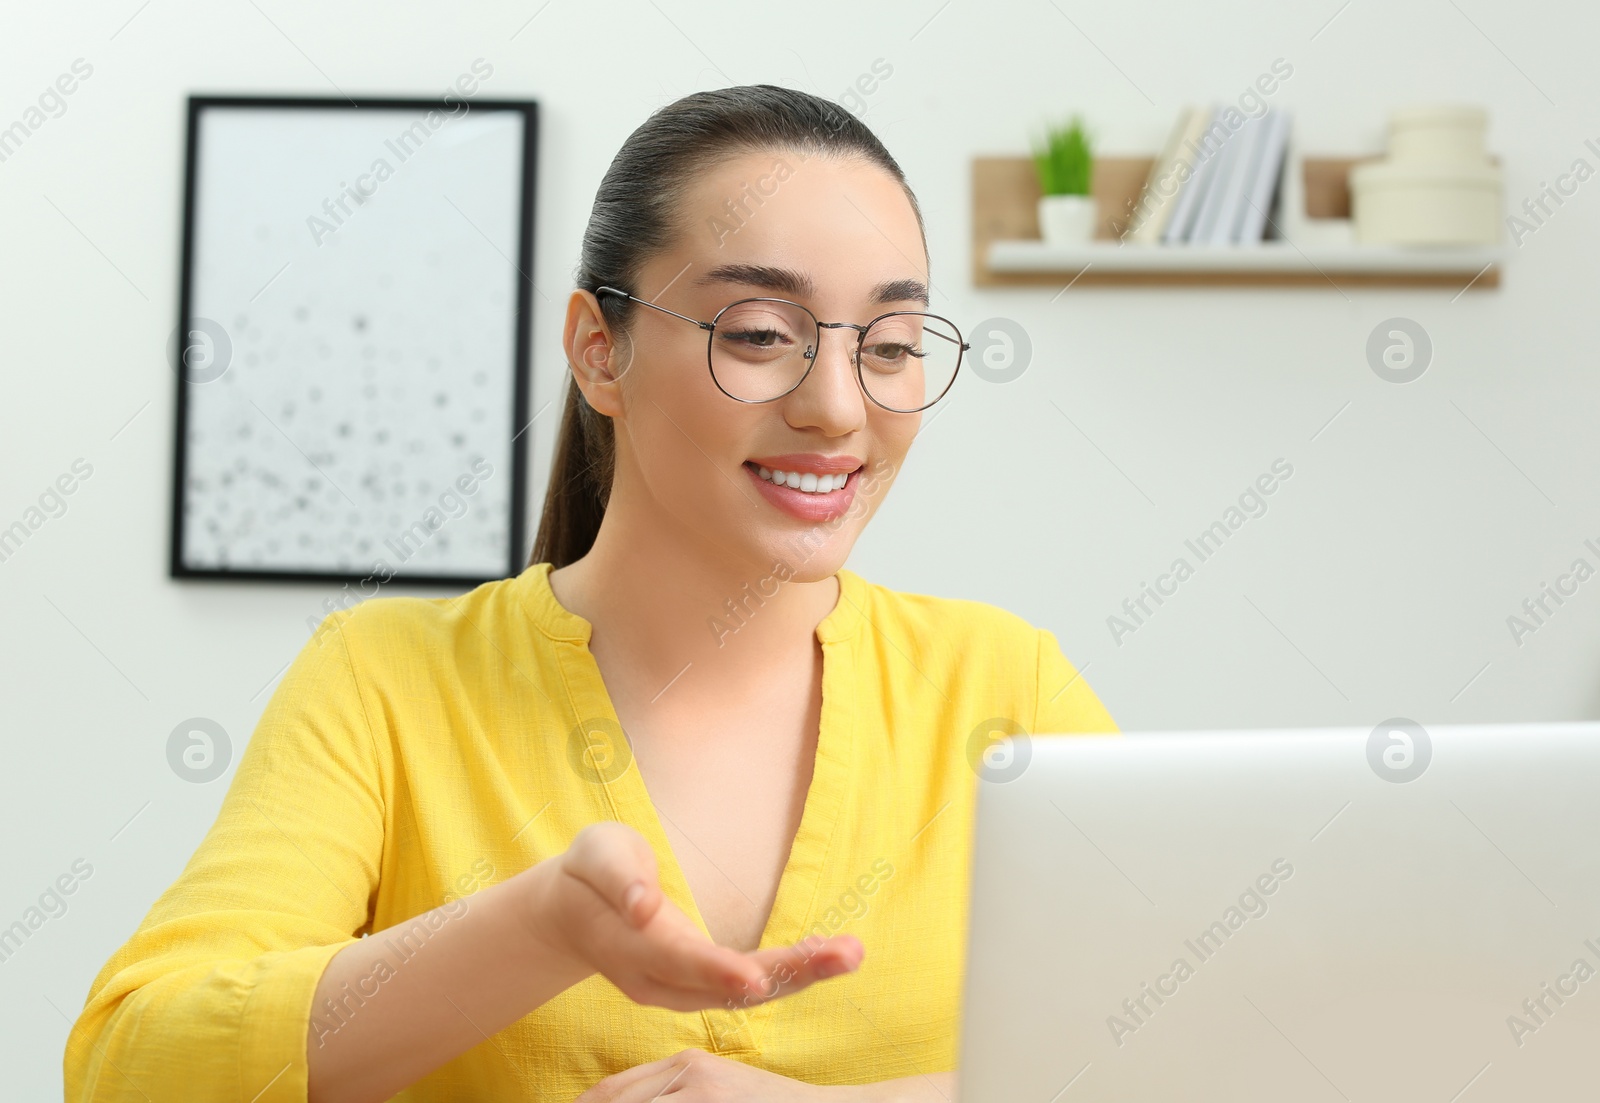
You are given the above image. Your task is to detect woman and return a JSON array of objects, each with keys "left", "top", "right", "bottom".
[{"left": 66, "top": 84, "right": 1115, "bottom": 1102}]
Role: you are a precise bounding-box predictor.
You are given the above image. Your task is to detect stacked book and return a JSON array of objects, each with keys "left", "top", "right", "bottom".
[{"left": 1124, "top": 105, "right": 1293, "bottom": 246}]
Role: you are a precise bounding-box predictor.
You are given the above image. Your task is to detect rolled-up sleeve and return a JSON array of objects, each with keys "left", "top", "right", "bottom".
[{"left": 65, "top": 610, "right": 385, "bottom": 1102}]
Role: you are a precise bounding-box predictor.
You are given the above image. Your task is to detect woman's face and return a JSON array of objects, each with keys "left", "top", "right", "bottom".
[{"left": 568, "top": 148, "right": 930, "bottom": 583}]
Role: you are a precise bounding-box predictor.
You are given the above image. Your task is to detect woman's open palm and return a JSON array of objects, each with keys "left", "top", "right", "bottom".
[{"left": 523, "top": 820, "right": 864, "bottom": 1012}]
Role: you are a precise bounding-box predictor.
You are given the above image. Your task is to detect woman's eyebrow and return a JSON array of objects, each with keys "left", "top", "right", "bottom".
[{"left": 690, "top": 263, "right": 929, "bottom": 307}]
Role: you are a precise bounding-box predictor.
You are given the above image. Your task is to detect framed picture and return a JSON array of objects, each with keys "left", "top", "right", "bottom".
[{"left": 169, "top": 92, "right": 537, "bottom": 586}]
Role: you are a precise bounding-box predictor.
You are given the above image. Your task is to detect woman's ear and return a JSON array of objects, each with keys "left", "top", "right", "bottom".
[{"left": 564, "top": 289, "right": 629, "bottom": 418}]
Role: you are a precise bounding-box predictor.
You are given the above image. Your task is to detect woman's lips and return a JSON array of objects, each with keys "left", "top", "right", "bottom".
[{"left": 743, "top": 461, "right": 861, "bottom": 522}]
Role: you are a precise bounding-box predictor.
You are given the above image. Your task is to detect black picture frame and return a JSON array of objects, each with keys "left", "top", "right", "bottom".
[{"left": 169, "top": 93, "right": 538, "bottom": 587}]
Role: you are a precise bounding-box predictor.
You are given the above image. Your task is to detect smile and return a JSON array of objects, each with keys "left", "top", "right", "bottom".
[
  {"left": 746, "top": 464, "right": 856, "bottom": 494},
  {"left": 741, "top": 459, "right": 864, "bottom": 522}
]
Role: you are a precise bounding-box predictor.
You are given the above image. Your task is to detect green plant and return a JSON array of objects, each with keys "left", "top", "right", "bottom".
[{"left": 1032, "top": 115, "right": 1095, "bottom": 197}]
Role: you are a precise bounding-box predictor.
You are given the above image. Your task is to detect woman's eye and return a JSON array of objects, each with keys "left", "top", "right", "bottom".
[
  {"left": 865, "top": 342, "right": 922, "bottom": 361},
  {"left": 728, "top": 328, "right": 785, "bottom": 347}
]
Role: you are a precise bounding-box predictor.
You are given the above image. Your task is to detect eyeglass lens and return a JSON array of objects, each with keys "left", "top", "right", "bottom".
[{"left": 708, "top": 299, "right": 959, "bottom": 412}]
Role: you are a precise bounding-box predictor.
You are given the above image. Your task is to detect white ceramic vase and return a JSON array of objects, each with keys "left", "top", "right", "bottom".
[{"left": 1037, "top": 194, "right": 1098, "bottom": 245}]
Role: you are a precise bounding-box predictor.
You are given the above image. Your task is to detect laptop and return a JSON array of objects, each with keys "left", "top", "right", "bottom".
[{"left": 956, "top": 723, "right": 1600, "bottom": 1103}]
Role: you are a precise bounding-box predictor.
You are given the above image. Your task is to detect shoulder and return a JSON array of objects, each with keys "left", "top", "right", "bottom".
[
  {"left": 837, "top": 569, "right": 1049, "bottom": 685},
  {"left": 842, "top": 568, "right": 1042, "bottom": 649},
  {"left": 841, "top": 569, "right": 1115, "bottom": 733},
  {"left": 310, "top": 571, "right": 534, "bottom": 671}
]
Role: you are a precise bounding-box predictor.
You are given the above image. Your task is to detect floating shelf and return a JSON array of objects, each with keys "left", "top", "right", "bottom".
[
  {"left": 973, "top": 155, "right": 1504, "bottom": 290},
  {"left": 988, "top": 240, "right": 1504, "bottom": 283}
]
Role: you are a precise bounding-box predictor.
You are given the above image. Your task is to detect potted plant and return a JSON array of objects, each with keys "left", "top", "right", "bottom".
[{"left": 1032, "top": 115, "right": 1098, "bottom": 245}]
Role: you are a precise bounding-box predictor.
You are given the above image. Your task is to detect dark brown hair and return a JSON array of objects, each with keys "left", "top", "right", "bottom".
[{"left": 528, "top": 83, "right": 925, "bottom": 569}]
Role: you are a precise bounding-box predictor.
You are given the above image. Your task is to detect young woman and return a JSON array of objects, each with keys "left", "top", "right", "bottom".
[{"left": 66, "top": 85, "right": 1115, "bottom": 1102}]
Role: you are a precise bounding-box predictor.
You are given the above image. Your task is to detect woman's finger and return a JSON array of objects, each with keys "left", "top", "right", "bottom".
[
  {"left": 575, "top": 1052, "right": 681, "bottom": 1100},
  {"left": 744, "top": 934, "right": 865, "bottom": 998},
  {"left": 588, "top": 1053, "right": 700, "bottom": 1102},
  {"left": 630, "top": 929, "right": 863, "bottom": 1009},
  {"left": 634, "top": 933, "right": 768, "bottom": 1003},
  {"left": 563, "top": 821, "right": 664, "bottom": 928},
  {"left": 623, "top": 1062, "right": 695, "bottom": 1099}
]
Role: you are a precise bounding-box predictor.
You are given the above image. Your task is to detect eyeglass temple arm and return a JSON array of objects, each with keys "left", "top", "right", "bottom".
[{"left": 595, "top": 286, "right": 714, "bottom": 331}]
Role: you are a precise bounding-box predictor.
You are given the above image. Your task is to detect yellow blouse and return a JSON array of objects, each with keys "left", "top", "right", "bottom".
[{"left": 66, "top": 562, "right": 1116, "bottom": 1101}]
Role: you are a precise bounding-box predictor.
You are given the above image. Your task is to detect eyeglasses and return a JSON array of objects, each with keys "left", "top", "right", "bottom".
[{"left": 595, "top": 285, "right": 969, "bottom": 414}]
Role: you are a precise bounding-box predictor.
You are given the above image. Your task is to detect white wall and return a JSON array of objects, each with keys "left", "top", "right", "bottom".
[{"left": 4, "top": 0, "right": 1598, "bottom": 1094}]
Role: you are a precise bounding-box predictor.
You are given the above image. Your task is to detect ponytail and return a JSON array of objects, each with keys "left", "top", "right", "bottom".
[{"left": 528, "top": 374, "right": 614, "bottom": 568}]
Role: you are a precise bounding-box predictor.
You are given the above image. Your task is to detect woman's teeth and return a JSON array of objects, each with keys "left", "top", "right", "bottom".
[{"left": 753, "top": 465, "right": 851, "bottom": 494}]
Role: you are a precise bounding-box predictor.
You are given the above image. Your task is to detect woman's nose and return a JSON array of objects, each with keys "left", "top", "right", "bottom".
[{"left": 787, "top": 323, "right": 864, "bottom": 425}]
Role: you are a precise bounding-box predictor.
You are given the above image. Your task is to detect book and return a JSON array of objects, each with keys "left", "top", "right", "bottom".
[
  {"left": 1162, "top": 105, "right": 1225, "bottom": 244},
  {"left": 1193, "top": 114, "right": 1257, "bottom": 245},
  {"left": 1235, "top": 109, "right": 1292, "bottom": 243},
  {"left": 1125, "top": 106, "right": 1205, "bottom": 244}
]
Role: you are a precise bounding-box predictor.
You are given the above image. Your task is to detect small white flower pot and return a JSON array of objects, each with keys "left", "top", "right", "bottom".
[{"left": 1037, "top": 194, "right": 1098, "bottom": 245}]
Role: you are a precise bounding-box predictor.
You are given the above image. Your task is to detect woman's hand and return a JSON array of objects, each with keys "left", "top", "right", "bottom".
[
  {"left": 573, "top": 1048, "right": 820, "bottom": 1101},
  {"left": 577, "top": 1050, "right": 957, "bottom": 1102},
  {"left": 515, "top": 820, "right": 864, "bottom": 1011}
]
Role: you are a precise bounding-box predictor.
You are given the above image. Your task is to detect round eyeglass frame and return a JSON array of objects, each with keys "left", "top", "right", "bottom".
[{"left": 594, "top": 285, "right": 969, "bottom": 414}]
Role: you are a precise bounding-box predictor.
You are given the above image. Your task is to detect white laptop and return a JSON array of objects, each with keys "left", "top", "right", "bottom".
[{"left": 957, "top": 723, "right": 1600, "bottom": 1103}]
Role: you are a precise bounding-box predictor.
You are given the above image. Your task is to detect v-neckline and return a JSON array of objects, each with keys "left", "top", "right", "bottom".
[{"left": 524, "top": 561, "right": 864, "bottom": 1052}]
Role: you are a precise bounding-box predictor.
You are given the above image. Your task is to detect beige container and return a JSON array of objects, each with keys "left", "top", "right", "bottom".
[
  {"left": 1349, "top": 159, "right": 1501, "bottom": 244},
  {"left": 1351, "top": 103, "right": 1501, "bottom": 245},
  {"left": 1387, "top": 104, "right": 1487, "bottom": 164}
]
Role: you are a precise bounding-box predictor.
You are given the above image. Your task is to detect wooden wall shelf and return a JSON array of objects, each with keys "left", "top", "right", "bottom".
[{"left": 972, "top": 156, "right": 1503, "bottom": 290}]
